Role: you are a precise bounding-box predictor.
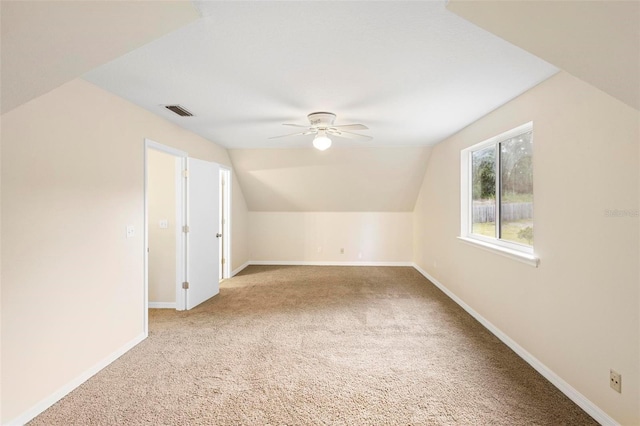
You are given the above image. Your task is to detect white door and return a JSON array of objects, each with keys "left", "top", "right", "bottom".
[{"left": 185, "top": 158, "right": 220, "bottom": 310}]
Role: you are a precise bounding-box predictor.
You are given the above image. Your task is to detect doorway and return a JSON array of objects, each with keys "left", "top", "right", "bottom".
[
  {"left": 144, "top": 139, "right": 224, "bottom": 334},
  {"left": 144, "top": 140, "right": 186, "bottom": 333}
]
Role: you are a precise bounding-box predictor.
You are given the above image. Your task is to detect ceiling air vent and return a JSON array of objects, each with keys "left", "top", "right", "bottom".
[{"left": 164, "top": 104, "right": 193, "bottom": 117}]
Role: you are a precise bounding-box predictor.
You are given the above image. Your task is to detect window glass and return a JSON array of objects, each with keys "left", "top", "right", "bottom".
[
  {"left": 471, "top": 145, "right": 496, "bottom": 238},
  {"left": 500, "top": 132, "right": 533, "bottom": 246}
]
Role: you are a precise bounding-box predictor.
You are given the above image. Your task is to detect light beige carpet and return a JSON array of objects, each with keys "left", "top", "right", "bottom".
[{"left": 30, "top": 266, "right": 597, "bottom": 425}]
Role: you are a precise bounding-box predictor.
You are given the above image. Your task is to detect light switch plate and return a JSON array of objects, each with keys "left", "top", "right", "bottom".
[
  {"left": 159, "top": 219, "right": 169, "bottom": 229},
  {"left": 126, "top": 225, "right": 135, "bottom": 239}
]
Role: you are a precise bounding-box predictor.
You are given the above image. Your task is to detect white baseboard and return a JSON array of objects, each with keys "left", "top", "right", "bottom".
[
  {"left": 247, "top": 260, "right": 414, "bottom": 267},
  {"left": 411, "top": 263, "right": 618, "bottom": 426},
  {"left": 231, "top": 261, "right": 250, "bottom": 277},
  {"left": 7, "top": 332, "right": 147, "bottom": 426},
  {"left": 148, "top": 302, "right": 176, "bottom": 309}
]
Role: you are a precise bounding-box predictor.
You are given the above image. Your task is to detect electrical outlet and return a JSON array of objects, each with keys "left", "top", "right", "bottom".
[{"left": 610, "top": 369, "right": 621, "bottom": 393}]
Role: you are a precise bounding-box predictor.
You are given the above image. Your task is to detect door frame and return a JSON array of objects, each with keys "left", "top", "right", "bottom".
[
  {"left": 219, "top": 166, "right": 232, "bottom": 280},
  {"left": 144, "top": 138, "right": 188, "bottom": 335}
]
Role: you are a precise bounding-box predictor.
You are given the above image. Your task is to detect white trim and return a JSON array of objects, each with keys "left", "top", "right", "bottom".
[
  {"left": 231, "top": 261, "right": 250, "bottom": 277},
  {"left": 411, "top": 263, "right": 618, "bottom": 426},
  {"left": 145, "top": 139, "right": 187, "bottom": 157},
  {"left": 143, "top": 141, "right": 149, "bottom": 337},
  {"left": 175, "top": 156, "right": 187, "bottom": 311},
  {"left": 6, "top": 333, "right": 146, "bottom": 426},
  {"left": 465, "top": 121, "right": 534, "bottom": 152},
  {"left": 247, "top": 260, "right": 414, "bottom": 267},
  {"left": 148, "top": 302, "right": 177, "bottom": 309},
  {"left": 457, "top": 236, "right": 539, "bottom": 267},
  {"left": 219, "top": 166, "right": 232, "bottom": 280}
]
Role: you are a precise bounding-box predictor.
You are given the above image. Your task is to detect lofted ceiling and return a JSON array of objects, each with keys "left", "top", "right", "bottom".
[
  {"left": 5, "top": 1, "right": 634, "bottom": 211},
  {"left": 83, "top": 1, "right": 558, "bottom": 150},
  {"left": 447, "top": 0, "right": 640, "bottom": 112},
  {"left": 229, "top": 147, "right": 432, "bottom": 212},
  {"left": 0, "top": 0, "right": 200, "bottom": 114}
]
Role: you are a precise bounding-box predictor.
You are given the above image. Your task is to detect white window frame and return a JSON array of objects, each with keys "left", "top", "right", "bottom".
[{"left": 459, "top": 122, "right": 539, "bottom": 267}]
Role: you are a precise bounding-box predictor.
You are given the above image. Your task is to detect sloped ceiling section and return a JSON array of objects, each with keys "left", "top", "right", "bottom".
[
  {"left": 0, "top": 0, "right": 199, "bottom": 114},
  {"left": 447, "top": 0, "right": 640, "bottom": 111},
  {"left": 229, "top": 147, "right": 432, "bottom": 212}
]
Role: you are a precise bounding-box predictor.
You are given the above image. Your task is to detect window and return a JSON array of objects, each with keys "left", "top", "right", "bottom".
[{"left": 460, "top": 122, "right": 536, "bottom": 263}]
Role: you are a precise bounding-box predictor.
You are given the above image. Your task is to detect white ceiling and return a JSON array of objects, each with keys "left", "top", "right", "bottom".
[
  {"left": 83, "top": 1, "right": 558, "bottom": 150},
  {"left": 7, "top": 1, "right": 630, "bottom": 213},
  {"left": 0, "top": 0, "right": 199, "bottom": 114}
]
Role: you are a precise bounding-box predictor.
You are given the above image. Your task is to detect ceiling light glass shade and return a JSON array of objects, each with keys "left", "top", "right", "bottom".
[{"left": 313, "top": 135, "right": 332, "bottom": 151}]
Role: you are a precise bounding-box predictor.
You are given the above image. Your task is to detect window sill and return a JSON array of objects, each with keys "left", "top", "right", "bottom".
[{"left": 457, "top": 236, "right": 539, "bottom": 267}]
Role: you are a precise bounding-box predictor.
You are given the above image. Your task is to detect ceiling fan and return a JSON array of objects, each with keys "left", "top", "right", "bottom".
[{"left": 270, "top": 112, "right": 371, "bottom": 151}]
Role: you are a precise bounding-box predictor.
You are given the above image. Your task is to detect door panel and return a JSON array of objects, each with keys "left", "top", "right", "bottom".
[{"left": 186, "top": 158, "right": 220, "bottom": 310}]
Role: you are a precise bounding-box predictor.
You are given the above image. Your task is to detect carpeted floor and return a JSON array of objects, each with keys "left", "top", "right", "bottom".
[{"left": 30, "top": 266, "right": 597, "bottom": 425}]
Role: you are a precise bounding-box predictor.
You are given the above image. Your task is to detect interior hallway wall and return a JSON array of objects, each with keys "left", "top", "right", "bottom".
[
  {"left": 413, "top": 71, "right": 639, "bottom": 425},
  {"left": 231, "top": 171, "right": 249, "bottom": 273},
  {"left": 148, "top": 149, "right": 177, "bottom": 304},
  {"left": 0, "top": 78, "right": 249, "bottom": 423}
]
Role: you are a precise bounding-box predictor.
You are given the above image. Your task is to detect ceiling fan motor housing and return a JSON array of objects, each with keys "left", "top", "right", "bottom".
[
  {"left": 307, "top": 112, "right": 336, "bottom": 128},
  {"left": 269, "top": 112, "right": 371, "bottom": 143}
]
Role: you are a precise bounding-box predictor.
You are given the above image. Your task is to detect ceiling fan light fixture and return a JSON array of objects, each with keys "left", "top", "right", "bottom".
[
  {"left": 313, "top": 133, "right": 332, "bottom": 151},
  {"left": 269, "top": 112, "right": 370, "bottom": 148}
]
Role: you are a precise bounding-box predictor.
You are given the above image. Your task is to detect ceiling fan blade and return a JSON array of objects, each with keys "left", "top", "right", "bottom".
[
  {"left": 331, "top": 124, "right": 369, "bottom": 131},
  {"left": 327, "top": 129, "right": 373, "bottom": 140},
  {"left": 268, "top": 131, "right": 315, "bottom": 139},
  {"left": 282, "top": 123, "right": 310, "bottom": 128}
]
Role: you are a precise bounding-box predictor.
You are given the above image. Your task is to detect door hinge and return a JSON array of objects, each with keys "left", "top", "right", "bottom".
[
  {"left": 221, "top": 258, "right": 226, "bottom": 265},
  {"left": 182, "top": 281, "right": 189, "bottom": 289},
  {"left": 182, "top": 225, "right": 190, "bottom": 233},
  {"left": 183, "top": 169, "right": 189, "bottom": 178}
]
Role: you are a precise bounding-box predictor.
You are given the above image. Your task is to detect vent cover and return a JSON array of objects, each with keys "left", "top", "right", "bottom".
[{"left": 164, "top": 105, "right": 193, "bottom": 117}]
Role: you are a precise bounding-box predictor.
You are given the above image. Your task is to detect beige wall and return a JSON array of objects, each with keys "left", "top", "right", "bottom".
[
  {"left": 0, "top": 78, "right": 249, "bottom": 423},
  {"left": 447, "top": 1, "right": 640, "bottom": 111},
  {"left": 249, "top": 212, "right": 412, "bottom": 263},
  {"left": 148, "top": 149, "right": 177, "bottom": 303},
  {"left": 231, "top": 171, "right": 249, "bottom": 272},
  {"left": 413, "top": 71, "right": 639, "bottom": 424},
  {"left": 1, "top": 0, "right": 199, "bottom": 114}
]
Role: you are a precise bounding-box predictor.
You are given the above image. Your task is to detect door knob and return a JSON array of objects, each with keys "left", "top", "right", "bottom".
[{"left": 216, "top": 233, "right": 222, "bottom": 238}]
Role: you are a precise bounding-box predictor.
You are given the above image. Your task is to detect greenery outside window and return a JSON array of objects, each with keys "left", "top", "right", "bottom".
[{"left": 460, "top": 122, "right": 536, "bottom": 263}]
